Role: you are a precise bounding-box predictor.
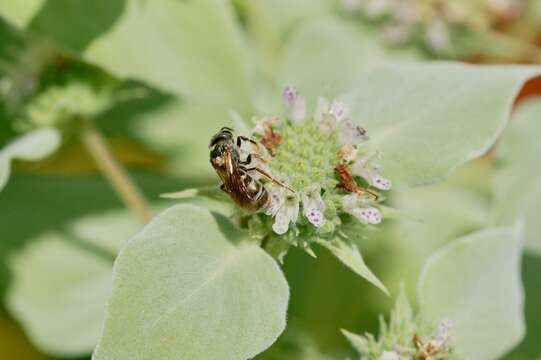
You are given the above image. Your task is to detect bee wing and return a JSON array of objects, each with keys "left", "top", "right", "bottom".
[
  {"left": 222, "top": 151, "right": 250, "bottom": 196},
  {"left": 224, "top": 150, "right": 235, "bottom": 176}
]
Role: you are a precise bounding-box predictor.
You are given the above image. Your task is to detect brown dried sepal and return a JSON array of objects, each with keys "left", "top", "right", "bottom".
[
  {"left": 335, "top": 164, "right": 379, "bottom": 200},
  {"left": 259, "top": 120, "right": 282, "bottom": 154}
]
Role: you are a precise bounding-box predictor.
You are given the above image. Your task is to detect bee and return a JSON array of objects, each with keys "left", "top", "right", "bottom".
[
  {"left": 335, "top": 164, "right": 379, "bottom": 200},
  {"left": 209, "top": 127, "right": 293, "bottom": 212}
]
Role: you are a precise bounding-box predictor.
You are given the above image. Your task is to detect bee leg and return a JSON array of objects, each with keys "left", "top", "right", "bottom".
[
  {"left": 237, "top": 135, "right": 259, "bottom": 148},
  {"left": 244, "top": 166, "right": 295, "bottom": 193},
  {"left": 237, "top": 136, "right": 269, "bottom": 155},
  {"left": 240, "top": 153, "right": 267, "bottom": 166},
  {"left": 220, "top": 184, "right": 229, "bottom": 193},
  {"left": 356, "top": 187, "right": 379, "bottom": 201}
]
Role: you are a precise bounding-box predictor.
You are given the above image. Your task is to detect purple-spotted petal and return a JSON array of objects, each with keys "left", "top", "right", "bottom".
[
  {"left": 353, "top": 207, "right": 382, "bottom": 225},
  {"left": 330, "top": 100, "right": 349, "bottom": 122},
  {"left": 283, "top": 86, "right": 298, "bottom": 105},
  {"left": 372, "top": 174, "right": 392, "bottom": 191},
  {"left": 305, "top": 208, "right": 325, "bottom": 228}
]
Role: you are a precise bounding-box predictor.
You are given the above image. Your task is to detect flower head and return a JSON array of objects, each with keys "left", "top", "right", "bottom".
[
  {"left": 345, "top": 287, "right": 455, "bottom": 360},
  {"left": 237, "top": 87, "right": 392, "bottom": 255},
  {"left": 345, "top": 0, "right": 524, "bottom": 54}
]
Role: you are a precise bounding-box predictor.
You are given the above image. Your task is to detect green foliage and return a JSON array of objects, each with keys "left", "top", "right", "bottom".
[
  {"left": 0, "top": 127, "right": 59, "bottom": 190},
  {"left": 493, "top": 98, "right": 541, "bottom": 256},
  {"left": 316, "top": 238, "right": 388, "bottom": 295},
  {"left": 344, "top": 63, "right": 541, "bottom": 188},
  {"left": 343, "top": 287, "right": 416, "bottom": 358},
  {"left": 388, "top": 161, "right": 492, "bottom": 295},
  {"left": 418, "top": 225, "right": 525, "bottom": 360},
  {"left": 5, "top": 209, "right": 135, "bottom": 356},
  {"left": 93, "top": 205, "right": 289, "bottom": 360},
  {"left": 0, "top": 0, "right": 43, "bottom": 28}
]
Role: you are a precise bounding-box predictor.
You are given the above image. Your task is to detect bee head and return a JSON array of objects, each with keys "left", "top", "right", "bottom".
[{"left": 209, "top": 127, "right": 234, "bottom": 148}]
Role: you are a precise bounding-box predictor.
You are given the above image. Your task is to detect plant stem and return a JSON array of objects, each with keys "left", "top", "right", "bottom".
[{"left": 81, "top": 120, "right": 152, "bottom": 223}]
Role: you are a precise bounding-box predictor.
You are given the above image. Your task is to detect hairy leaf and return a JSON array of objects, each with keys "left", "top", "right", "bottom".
[
  {"left": 277, "top": 17, "right": 417, "bottom": 103},
  {"left": 344, "top": 63, "right": 541, "bottom": 188},
  {"left": 493, "top": 98, "right": 541, "bottom": 256},
  {"left": 6, "top": 209, "right": 140, "bottom": 356},
  {"left": 83, "top": 0, "right": 253, "bottom": 110},
  {"left": 93, "top": 205, "right": 289, "bottom": 360},
  {"left": 418, "top": 226, "right": 525, "bottom": 360}
]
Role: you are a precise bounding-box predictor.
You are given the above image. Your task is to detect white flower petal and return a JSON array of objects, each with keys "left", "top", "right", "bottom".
[
  {"left": 378, "top": 351, "right": 401, "bottom": 360},
  {"left": 283, "top": 86, "right": 306, "bottom": 122},
  {"left": 272, "top": 212, "right": 290, "bottom": 235},
  {"left": 302, "top": 183, "right": 324, "bottom": 207},
  {"left": 352, "top": 153, "right": 391, "bottom": 191},
  {"left": 330, "top": 100, "right": 349, "bottom": 122},
  {"left": 305, "top": 208, "right": 326, "bottom": 228},
  {"left": 341, "top": 194, "right": 360, "bottom": 212},
  {"left": 285, "top": 205, "right": 300, "bottom": 224},
  {"left": 372, "top": 174, "right": 392, "bottom": 190},
  {"left": 314, "top": 96, "right": 330, "bottom": 123},
  {"left": 318, "top": 113, "right": 337, "bottom": 133},
  {"left": 339, "top": 120, "right": 369, "bottom": 145},
  {"left": 271, "top": 194, "right": 300, "bottom": 235},
  {"left": 434, "top": 319, "right": 453, "bottom": 343},
  {"left": 352, "top": 206, "right": 381, "bottom": 225},
  {"left": 291, "top": 95, "right": 306, "bottom": 122},
  {"left": 265, "top": 187, "right": 285, "bottom": 216}
]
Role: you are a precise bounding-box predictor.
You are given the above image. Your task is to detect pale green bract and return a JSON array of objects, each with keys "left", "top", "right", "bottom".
[
  {"left": 344, "top": 64, "right": 541, "bottom": 188},
  {"left": 93, "top": 205, "right": 289, "bottom": 360},
  {"left": 493, "top": 98, "right": 541, "bottom": 256},
  {"left": 316, "top": 238, "right": 389, "bottom": 296},
  {"left": 0, "top": 127, "right": 60, "bottom": 191},
  {"left": 6, "top": 209, "right": 139, "bottom": 357},
  {"left": 418, "top": 225, "right": 525, "bottom": 360}
]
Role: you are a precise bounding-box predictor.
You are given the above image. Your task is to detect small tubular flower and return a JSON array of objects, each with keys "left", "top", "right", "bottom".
[
  {"left": 272, "top": 193, "right": 300, "bottom": 235},
  {"left": 341, "top": 194, "right": 382, "bottom": 225},
  {"left": 352, "top": 152, "right": 392, "bottom": 191},
  {"left": 301, "top": 183, "right": 326, "bottom": 228},
  {"left": 283, "top": 86, "right": 306, "bottom": 123}
]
